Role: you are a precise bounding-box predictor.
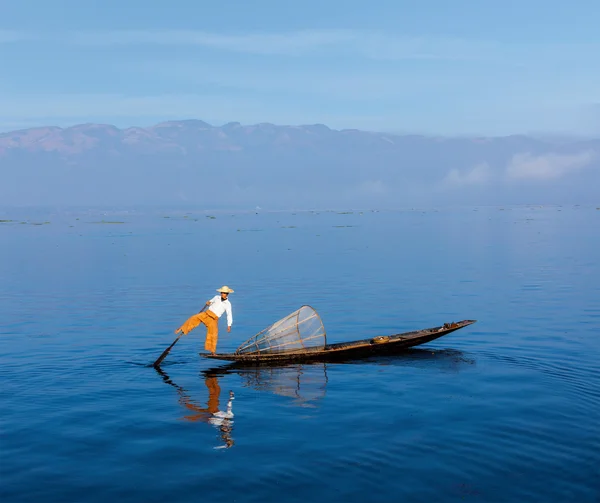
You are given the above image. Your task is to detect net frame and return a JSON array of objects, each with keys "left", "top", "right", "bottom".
[{"left": 235, "top": 305, "right": 327, "bottom": 355}]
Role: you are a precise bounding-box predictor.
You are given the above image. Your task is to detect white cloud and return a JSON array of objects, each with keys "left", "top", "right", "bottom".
[
  {"left": 67, "top": 29, "right": 600, "bottom": 64},
  {"left": 72, "top": 29, "right": 354, "bottom": 56},
  {"left": 2, "top": 28, "right": 599, "bottom": 67},
  {"left": 82, "top": 29, "right": 508, "bottom": 61},
  {"left": 505, "top": 151, "right": 596, "bottom": 180},
  {"left": 442, "top": 162, "right": 493, "bottom": 187},
  {"left": 68, "top": 29, "right": 501, "bottom": 61}
]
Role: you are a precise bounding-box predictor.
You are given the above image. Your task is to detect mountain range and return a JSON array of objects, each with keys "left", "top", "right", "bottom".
[{"left": 1, "top": 120, "right": 598, "bottom": 208}]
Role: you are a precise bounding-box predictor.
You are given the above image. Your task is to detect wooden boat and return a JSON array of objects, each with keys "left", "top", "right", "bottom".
[{"left": 203, "top": 315, "right": 477, "bottom": 364}]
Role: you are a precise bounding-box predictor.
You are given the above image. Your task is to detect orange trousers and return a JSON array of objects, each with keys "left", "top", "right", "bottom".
[{"left": 176, "top": 310, "right": 219, "bottom": 353}]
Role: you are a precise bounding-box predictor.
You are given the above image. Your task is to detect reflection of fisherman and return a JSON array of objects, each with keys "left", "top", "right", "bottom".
[
  {"left": 156, "top": 368, "right": 235, "bottom": 449},
  {"left": 175, "top": 286, "right": 234, "bottom": 355},
  {"left": 178, "top": 376, "right": 235, "bottom": 449}
]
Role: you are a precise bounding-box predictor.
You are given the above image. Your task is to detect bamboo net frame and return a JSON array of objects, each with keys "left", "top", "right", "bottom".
[{"left": 236, "top": 305, "right": 327, "bottom": 355}]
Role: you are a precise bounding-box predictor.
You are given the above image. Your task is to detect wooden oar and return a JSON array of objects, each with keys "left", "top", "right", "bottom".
[{"left": 153, "top": 305, "right": 208, "bottom": 368}]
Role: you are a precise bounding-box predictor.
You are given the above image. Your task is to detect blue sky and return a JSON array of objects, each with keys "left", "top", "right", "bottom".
[{"left": 1, "top": 0, "right": 599, "bottom": 135}]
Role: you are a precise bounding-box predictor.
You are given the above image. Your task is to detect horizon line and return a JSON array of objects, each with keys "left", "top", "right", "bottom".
[{"left": 1, "top": 118, "right": 597, "bottom": 141}]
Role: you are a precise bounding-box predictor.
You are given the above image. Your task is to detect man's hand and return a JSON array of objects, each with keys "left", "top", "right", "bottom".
[{"left": 227, "top": 326, "right": 231, "bottom": 333}]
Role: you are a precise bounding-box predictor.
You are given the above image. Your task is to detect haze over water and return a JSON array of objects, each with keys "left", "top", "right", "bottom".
[{"left": 1, "top": 205, "right": 599, "bottom": 502}]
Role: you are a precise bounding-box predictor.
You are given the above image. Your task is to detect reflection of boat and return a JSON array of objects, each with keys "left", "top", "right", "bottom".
[
  {"left": 201, "top": 347, "right": 474, "bottom": 404},
  {"left": 203, "top": 306, "right": 476, "bottom": 363},
  {"left": 205, "top": 363, "right": 328, "bottom": 408}
]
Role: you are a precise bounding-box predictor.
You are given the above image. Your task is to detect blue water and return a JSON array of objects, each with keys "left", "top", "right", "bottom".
[{"left": 1, "top": 205, "right": 599, "bottom": 502}]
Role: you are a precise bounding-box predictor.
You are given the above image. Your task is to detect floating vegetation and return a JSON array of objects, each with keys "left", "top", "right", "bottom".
[
  {"left": 281, "top": 226, "right": 297, "bottom": 229},
  {"left": 206, "top": 215, "right": 216, "bottom": 219},
  {"left": 91, "top": 220, "right": 125, "bottom": 224},
  {"left": 0, "top": 219, "right": 14, "bottom": 223},
  {"left": 30, "top": 222, "right": 51, "bottom": 226},
  {"left": 237, "top": 229, "right": 263, "bottom": 232},
  {"left": 337, "top": 211, "right": 354, "bottom": 214},
  {"left": 333, "top": 225, "right": 354, "bottom": 228}
]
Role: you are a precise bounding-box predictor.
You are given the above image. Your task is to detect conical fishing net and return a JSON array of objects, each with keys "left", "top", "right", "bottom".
[{"left": 236, "top": 305, "right": 326, "bottom": 355}]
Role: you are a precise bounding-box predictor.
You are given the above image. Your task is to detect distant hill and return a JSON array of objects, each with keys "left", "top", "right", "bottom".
[{"left": 1, "top": 120, "right": 598, "bottom": 208}]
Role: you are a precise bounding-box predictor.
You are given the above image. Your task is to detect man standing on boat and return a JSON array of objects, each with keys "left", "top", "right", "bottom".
[{"left": 175, "top": 286, "right": 234, "bottom": 355}]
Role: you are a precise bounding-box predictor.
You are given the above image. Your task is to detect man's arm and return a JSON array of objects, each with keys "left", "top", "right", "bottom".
[
  {"left": 203, "top": 295, "right": 218, "bottom": 311},
  {"left": 226, "top": 304, "right": 233, "bottom": 332}
]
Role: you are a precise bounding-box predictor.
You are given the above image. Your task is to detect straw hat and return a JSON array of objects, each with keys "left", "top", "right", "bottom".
[{"left": 217, "top": 285, "right": 234, "bottom": 294}]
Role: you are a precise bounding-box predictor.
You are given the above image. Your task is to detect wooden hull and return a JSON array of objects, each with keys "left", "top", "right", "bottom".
[{"left": 202, "top": 319, "right": 476, "bottom": 364}]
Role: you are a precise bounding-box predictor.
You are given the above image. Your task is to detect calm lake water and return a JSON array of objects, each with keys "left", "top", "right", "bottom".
[{"left": 1, "top": 205, "right": 599, "bottom": 502}]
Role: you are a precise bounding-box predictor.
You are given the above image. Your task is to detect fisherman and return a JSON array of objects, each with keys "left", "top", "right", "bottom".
[{"left": 175, "top": 286, "right": 234, "bottom": 355}]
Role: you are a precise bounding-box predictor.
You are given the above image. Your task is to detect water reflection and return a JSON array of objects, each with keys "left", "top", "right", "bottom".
[
  {"left": 155, "top": 366, "right": 236, "bottom": 449},
  {"left": 155, "top": 348, "right": 474, "bottom": 449},
  {"left": 214, "top": 362, "right": 329, "bottom": 408}
]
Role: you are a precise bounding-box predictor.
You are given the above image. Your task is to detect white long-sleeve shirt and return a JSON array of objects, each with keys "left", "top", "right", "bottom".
[{"left": 207, "top": 295, "right": 233, "bottom": 327}]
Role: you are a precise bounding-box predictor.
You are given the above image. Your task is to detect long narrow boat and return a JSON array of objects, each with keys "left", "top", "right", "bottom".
[{"left": 203, "top": 306, "right": 476, "bottom": 363}]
